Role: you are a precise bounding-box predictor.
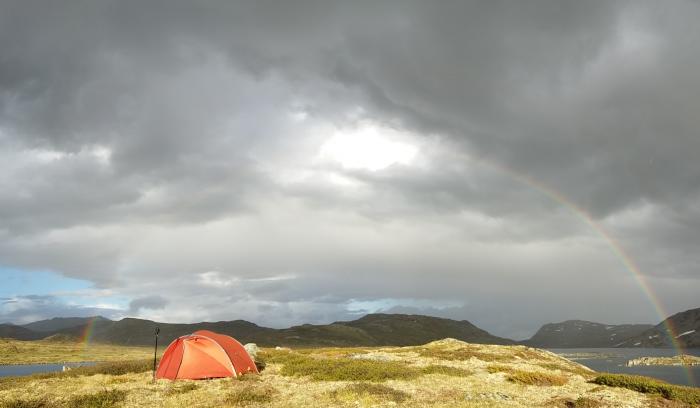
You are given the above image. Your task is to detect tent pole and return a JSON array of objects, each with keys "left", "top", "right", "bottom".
[{"left": 152, "top": 327, "right": 160, "bottom": 382}]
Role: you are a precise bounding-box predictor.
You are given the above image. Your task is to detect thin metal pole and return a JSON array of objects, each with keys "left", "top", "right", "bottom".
[{"left": 152, "top": 327, "right": 160, "bottom": 382}]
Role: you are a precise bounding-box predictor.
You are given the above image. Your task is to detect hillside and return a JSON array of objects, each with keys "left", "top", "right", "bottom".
[
  {"left": 616, "top": 308, "right": 700, "bottom": 348},
  {"left": 523, "top": 320, "right": 653, "bottom": 348},
  {"left": 0, "top": 324, "right": 42, "bottom": 341},
  {"left": 3, "top": 314, "right": 511, "bottom": 348},
  {"left": 22, "top": 316, "right": 110, "bottom": 333},
  {"left": 2, "top": 339, "right": 692, "bottom": 407}
]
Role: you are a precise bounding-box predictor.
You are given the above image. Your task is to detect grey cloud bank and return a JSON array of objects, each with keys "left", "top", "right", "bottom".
[{"left": 0, "top": 1, "right": 698, "bottom": 338}]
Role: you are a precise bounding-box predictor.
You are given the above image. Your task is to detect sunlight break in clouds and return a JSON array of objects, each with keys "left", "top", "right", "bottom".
[{"left": 318, "top": 123, "right": 418, "bottom": 171}]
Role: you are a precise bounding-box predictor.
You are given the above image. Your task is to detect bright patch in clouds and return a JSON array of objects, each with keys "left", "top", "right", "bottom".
[{"left": 319, "top": 124, "right": 418, "bottom": 171}]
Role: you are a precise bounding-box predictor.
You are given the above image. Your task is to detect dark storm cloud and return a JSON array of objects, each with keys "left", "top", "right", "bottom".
[{"left": 0, "top": 1, "right": 698, "bottom": 337}]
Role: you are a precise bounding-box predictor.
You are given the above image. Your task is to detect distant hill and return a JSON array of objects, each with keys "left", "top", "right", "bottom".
[
  {"left": 22, "top": 316, "right": 110, "bottom": 333},
  {"left": 522, "top": 320, "right": 652, "bottom": 348},
  {"left": 0, "top": 324, "right": 43, "bottom": 340},
  {"left": 616, "top": 308, "right": 700, "bottom": 348},
  {"left": 4, "top": 314, "right": 512, "bottom": 347},
  {"left": 273, "top": 314, "right": 514, "bottom": 347}
]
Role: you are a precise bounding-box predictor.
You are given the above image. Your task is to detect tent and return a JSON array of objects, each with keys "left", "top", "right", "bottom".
[{"left": 155, "top": 330, "right": 258, "bottom": 380}]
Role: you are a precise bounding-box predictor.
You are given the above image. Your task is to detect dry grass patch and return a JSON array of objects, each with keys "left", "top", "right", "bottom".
[
  {"left": 488, "top": 365, "right": 567, "bottom": 386},
  {"left": 415, "top": 346, "right": 511, "bottom": 362},
  {"left": 420, "top": 364, "right": 472, "bottom": 377},
  {"left": 278, "top": 353, "right": 419, "bottom": 382},
  {"left": 0, "top": 339, "right": 153, "bottom": 365},
  {"left": 592, "top": 373, "right": 700, "bottom": 405},
  {"left": 164, "top": 382, "right": 198, "bottom": 395},
  {"left": 537, "top": 362, "right": 595, "bottom": 378},
  {"left": 330, "top": 383, "right": 410, "bottom": 404},
  {"left": 224, "top": 385, "right": 276, "bottom": 405},
  {"left": 550, "top": 396, "right": 603, "bottom": 408},
  {"left": 67, "top": 389, "right": 127, "bottom": 408},
  {"left": 0, "top": 398, "right": 50, "bottom": 408}
]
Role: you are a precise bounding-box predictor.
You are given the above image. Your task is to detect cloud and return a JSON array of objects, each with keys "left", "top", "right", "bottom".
[
  {"left": 0, "top": 1, "right": 698, "bottom": 337},
  {"left": 0, "top": 295, "right": 122, "bottom": 325},
  {"left": 128, "top": 296, "right": 168, "bottom": 315}
]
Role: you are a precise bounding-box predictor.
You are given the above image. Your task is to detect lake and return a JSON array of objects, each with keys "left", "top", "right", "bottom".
[
  {"left": 549, "top": 348, "right": 700, "bottom": 387},
  {"left": 0, "top": 362, "right": 95, "bottom": 378}
]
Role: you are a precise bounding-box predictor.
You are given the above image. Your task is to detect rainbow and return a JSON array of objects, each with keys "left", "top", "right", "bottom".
[
  {"left": 80, "top": 316, "right": 100, "bottom": 348},
  {"left": 475, "top": 158, "right": 695, "bottom": 386}
]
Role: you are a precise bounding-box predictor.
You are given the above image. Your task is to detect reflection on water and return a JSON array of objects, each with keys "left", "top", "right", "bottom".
[{"left": 549, "top": 348, "right": 700, "bottom": 387}]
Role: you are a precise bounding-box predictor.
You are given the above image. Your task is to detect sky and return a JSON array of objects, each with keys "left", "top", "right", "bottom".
[{"left": 0, "top": 1, "right": 699, "bottom": 340}]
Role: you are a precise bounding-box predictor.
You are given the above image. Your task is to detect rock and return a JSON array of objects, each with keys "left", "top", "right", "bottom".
[
  {"left": 275, "top": 346, "right": 291, "bottom": 351},
  {"left": 244, "top": 343, "right": 259, "bottom": 359}
]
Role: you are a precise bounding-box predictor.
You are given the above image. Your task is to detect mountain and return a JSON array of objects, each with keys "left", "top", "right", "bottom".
[
  {"left": 22, "top": 316, "right": 110, "bottom": 332},
  {"left": 616, "top": 308, "right": 700, "bottom": 348},
  {"left": 0, "top": 324, "right": 43, "bottom": 340},
  {"left": 4, "top": 314, "right": 512, "bottom": 347},
  {"left": 274, "top": 314, "right": 514, "bottom": 347},
  {"left": 522, "top": 320, "right": 653, "bottom": 348}
]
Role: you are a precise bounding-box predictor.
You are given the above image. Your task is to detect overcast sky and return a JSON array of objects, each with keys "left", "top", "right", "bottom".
[{"left": 1, "top": 1, "right": 699, "bottom": 339}]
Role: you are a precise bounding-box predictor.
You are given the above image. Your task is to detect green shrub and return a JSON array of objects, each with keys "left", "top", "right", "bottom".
[
  {"left": 278, "top": 353, "right": 418, "bottom": 382},
  {"left": 417, "top": 347, "right": 509, "bottom": 362},
  {"left": 592, "top": 374, "right": 700, "bottom": 405},
  {"left": 69, "top": 359, "right": 154, "bottom": 377},
  {"left": 0, "top": 398, "right": 49, "bottom": 408},
  {"left": 332, "top": 383, "right": 410, "bottom": 403},
  {"left": 165, "top": 382, "right": 199, "bottom": 395},
  {"left": 68, "top": 389, "right": 127, "bottom": 408},
  {"left": 225, "top": 385, "right": 275, "bottom": 404},
  {"left": 420, "top": 365, "right": 472, "bottom": 377},
  {"left": 488, "top": 365, "right": 567, "bottom": 386}
]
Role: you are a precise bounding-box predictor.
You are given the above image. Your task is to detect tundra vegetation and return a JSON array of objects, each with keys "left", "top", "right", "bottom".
[{"left": 0, "top": 338, "right": 697, "bottom": 407}]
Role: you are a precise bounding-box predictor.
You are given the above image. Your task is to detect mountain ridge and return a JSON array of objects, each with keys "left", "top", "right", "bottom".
[{"left": 521, "top": 319, "right": 653, "bottom": 348}]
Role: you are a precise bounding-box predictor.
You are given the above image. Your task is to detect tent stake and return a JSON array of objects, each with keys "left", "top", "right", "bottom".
[{"left": 152, "top": 327, "right": 160, "bottom": 382}]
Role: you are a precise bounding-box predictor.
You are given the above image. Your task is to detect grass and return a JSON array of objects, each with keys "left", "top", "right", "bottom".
[
  {"left": 330, "top": 383, "right": 410, "bottom": 404},
  {"left": 488, "top": 365, "right": 568, "bottom": 386},
  {"left": 551, "top": 397, "right": 603, "bottom": 408},
  {"left": 224, "top": 385, "right": 276, "bottom": 405},
  {"left": 592, "top": 373, "right": 700, "bottom": 405},
  {"left": 67, "top": 389, "right": 127, "bottom": 408},
  {"left": 420, "top": 364, "right": 473, "bottom": 377},
  {"left": 277, "top": 353, "right": 420, "bottom": 382},
  {"left": 413, "top": 346, "right": 511, "bottom": 362},
  {"left": 0, "top": 398, "right": 50, "bottom": 408},
  {"left": 0, "top": 359, "right": 153, "bottom": 391},
  {"left": 0, "top": 339, "right": 153, "bottom": 365}
]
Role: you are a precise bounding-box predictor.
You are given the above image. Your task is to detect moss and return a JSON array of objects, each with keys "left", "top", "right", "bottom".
[
  {"left": 68, "top": 389, "right": 127, "bottom": 408},
  {"left": 592, "top": 373, "right": 700, "bottom": 405}
]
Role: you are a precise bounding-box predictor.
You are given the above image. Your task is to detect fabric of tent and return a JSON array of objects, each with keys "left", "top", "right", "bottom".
[{"left": 155, "top": 330, "right": 258, "bottom": 380}]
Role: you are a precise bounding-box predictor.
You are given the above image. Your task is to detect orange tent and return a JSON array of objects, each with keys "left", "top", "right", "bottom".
[{"left": 155, "top": 330, "right": 258, "bottom": 380}]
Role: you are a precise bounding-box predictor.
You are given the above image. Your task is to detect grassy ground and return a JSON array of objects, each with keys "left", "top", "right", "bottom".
[
  {"left": 0, "top": 338, "right": 695, "bottom": 407},
  {"left": 0, "top": 338, "right": 154, "bottom": 365}
]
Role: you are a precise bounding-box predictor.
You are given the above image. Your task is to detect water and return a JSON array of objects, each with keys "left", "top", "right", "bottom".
[
  {"left": 0, "top": 362, "right": 95, "bottom": 378},
  {"left": 549, "top": 348, "right": 700, "bottom": 387}
]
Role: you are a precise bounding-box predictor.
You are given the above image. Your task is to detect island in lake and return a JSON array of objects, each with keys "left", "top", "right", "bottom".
[{"left": 627, "top": 354, "right": 700, "bottom": 367}]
